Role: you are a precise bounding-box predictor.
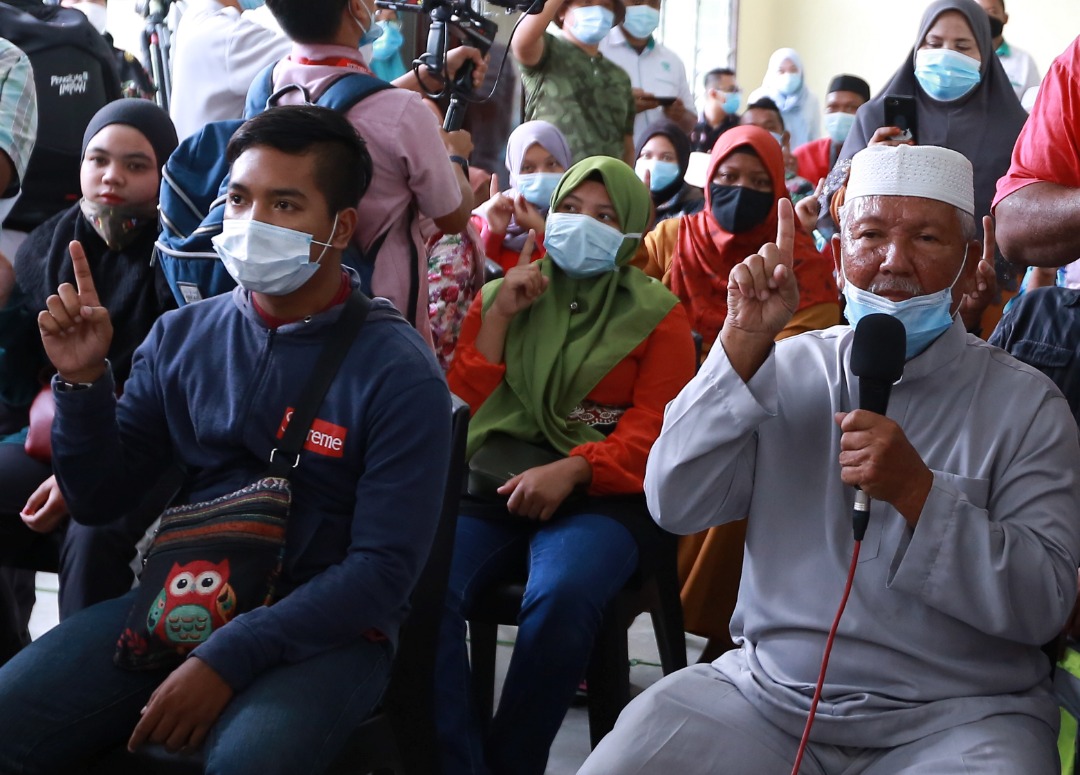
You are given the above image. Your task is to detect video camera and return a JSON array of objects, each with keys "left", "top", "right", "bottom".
[{"left": 375, "top": 0, "right": 544, "bottom": 130}]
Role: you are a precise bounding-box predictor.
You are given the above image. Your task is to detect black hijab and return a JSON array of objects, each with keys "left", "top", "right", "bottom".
[
  {"left": 13, "top": 100, "right": 178, "bottom": 384},
  {"left": 635, "top": 119, "right": 692, "bottom": 206},
  {"left": 838, "top": 0, "right": 1026, "bottom": 286}
]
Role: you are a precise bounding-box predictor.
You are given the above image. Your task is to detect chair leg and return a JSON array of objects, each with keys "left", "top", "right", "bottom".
[
  {"left": 584, "top": 599, "right": 631, "bottom": 748},
  {"left": 648, "top": 570, "right": 688, "bottom": 674},
  {"left": 468, "top": 620, "right": 499, "bottom": 729}
]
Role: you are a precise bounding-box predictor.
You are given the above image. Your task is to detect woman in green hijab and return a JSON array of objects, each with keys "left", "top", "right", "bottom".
[{"left": 436, "top": 156, "right": 696, "bottom": 775}]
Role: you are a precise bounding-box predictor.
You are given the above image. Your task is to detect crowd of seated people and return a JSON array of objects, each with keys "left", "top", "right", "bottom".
[{"left": 0, "top": 0, "right": 1079, "bottom": 772}]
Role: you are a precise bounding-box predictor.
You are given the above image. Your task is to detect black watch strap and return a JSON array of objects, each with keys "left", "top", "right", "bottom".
[{"left": 449, "top": 154, "right": 469, "bottom": 177}]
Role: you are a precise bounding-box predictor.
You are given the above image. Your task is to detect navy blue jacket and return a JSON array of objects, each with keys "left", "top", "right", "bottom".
[
  {"left": 51, "top": 277, "right": 451, "bottom": 691},
  {"left": 990, "top": 286, "right": 1080, "bottom": 426}
]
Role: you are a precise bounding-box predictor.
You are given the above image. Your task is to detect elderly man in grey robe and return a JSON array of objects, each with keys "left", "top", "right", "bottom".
[{"left": 579, "top": 144, "right": 1080, "bottom": 774}]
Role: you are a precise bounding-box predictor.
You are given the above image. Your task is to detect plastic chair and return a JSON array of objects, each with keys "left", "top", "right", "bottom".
[
  {"left": 88, "top": 395, "right": 471, "bottom": 775},
  {"left": 465, "top": 505, "right": 687, "bottom": 748}
]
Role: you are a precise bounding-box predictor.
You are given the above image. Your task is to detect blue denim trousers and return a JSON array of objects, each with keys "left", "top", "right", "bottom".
[
  {"left": 435, "top": 512, "right": 639, "bottom": 775},
  {"left": 0, "top": 590, "right": 392, "bottom": 774}
]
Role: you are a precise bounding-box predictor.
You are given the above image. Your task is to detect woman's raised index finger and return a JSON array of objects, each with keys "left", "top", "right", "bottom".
[
  {"left": 68, "top": 241, "right": 101, "bottom": 306},
  {"left": 517, "top": 230, "right": 537, "bottom": 266},
  {"left": 775, "top": 198, "right": 795, "bottom": 268}
]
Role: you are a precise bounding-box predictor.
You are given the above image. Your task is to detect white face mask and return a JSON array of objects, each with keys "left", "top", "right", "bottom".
[
  {"left": 544, "top": 212, "right": 640, "bottom": 279},
  {"left": 212, "top": 216, "right": 337, "bottom": 296}
]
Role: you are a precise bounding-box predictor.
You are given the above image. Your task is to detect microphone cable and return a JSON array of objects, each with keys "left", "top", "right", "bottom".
[{"left": 789, "top": 540, "right": 861, "bottom": 775}]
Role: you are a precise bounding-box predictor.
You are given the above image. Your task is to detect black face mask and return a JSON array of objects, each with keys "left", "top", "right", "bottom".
[
  {"left": 988, "top": 16, "right": 1004, "bottom": 39},
  {"left": 709, "top": 184, "right": 775, "bottom": 233}
]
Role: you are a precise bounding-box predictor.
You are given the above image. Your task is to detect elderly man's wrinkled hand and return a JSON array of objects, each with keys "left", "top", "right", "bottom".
[
  {"left": 724, "top": 198, "right": 800, "bottom": 341},
  {"left": 835, "top": 410, "right": 934, "bottom": 525}
]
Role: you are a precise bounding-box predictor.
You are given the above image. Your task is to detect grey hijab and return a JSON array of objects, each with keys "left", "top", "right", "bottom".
[{"left": 838, "top": 0, "right": 1027, "bottom": 287}]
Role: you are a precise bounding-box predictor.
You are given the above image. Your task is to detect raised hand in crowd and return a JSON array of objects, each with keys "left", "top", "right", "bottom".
[
  {"left": 475, "top": 231, "right": 544, "bottom": 364},
  {"left": 478, "top": 175, "right": 516, "bottom": 235},
  {"left": 959, "top": 215, "right": 998, "bottom": 333},
  {"left": 720, "top": 198, "right": 800, "bottom": 382},
  {"left": 795, "top": 178, "right": 825, "bottom": 234},
  {"left": 36, "top": 241, "right": 113, "bottom": 385}
]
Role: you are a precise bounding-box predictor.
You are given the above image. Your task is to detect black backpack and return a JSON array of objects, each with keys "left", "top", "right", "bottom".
[{"left": 0, "top": 1, "right": 121, "bottom": 231}]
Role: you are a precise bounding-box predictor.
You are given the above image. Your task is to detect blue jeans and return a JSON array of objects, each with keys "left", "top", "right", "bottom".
[
  {"left": 0, "top": 591, "right": 392, "bottom": 774},
  {"left": 435, "top": 512, "right": 639, "bottom": 775}
]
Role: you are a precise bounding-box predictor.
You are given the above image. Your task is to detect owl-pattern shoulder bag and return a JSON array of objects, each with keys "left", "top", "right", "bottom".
[{"left": 114, "top": 290, "right": 372, "bottom": 671}]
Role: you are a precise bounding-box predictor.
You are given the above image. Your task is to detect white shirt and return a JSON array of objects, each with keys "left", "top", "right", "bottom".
[
  {"left": 169, "top": 0, "right": 291, "bottom": 141},
  {"left": 998, "top": 41, "right": 1042, "bottom": 102},
  {"left": 599, "top": 26, "right": 694, "bottom": 146}
]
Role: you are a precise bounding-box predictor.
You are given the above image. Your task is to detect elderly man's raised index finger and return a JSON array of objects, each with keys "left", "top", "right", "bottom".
[
  {"left": 68, "top": 241, "right": 101, "bottom": 307},
  {"left": 775, "top": 198, "right": 795, "bottom": 268}
]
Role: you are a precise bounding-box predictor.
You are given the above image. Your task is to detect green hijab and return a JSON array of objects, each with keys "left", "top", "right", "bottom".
[{"left": 467, "top": 156, "right": 679, "bottom": 459}]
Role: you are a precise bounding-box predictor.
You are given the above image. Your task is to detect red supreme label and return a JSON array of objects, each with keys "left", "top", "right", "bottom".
[{"left": 276, "top": 408, "right": 347, "bottom": 458}]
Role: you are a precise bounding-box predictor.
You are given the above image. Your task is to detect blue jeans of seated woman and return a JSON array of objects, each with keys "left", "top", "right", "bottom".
[
  {"left": 435, "top": 512, "right": 639, "bottom": 775},
  {"left": 0, "top": 591, "right": 392, "bottom": 775}
]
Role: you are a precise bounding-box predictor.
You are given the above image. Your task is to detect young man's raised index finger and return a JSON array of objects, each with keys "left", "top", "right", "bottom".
[{"left": 68, "top": 240, "right": 101, "bottom": 306}]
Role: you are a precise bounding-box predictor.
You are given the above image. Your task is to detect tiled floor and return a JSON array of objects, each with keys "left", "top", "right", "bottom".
[{"left": 27, "top": 573, "right": 706, "bottom": 775}]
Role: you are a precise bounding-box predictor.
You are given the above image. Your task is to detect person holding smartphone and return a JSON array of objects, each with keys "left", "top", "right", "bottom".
[{"left": 837, "top": 0, "right": 1025, "bottom": 334}]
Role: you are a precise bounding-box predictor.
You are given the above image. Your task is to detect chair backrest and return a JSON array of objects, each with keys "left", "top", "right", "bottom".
[{"left": 376, "top": 394, "right": 470, "bottom": 773}]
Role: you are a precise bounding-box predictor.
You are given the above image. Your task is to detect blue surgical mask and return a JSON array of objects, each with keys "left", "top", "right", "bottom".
[
  {"left": 824, "top": 111, "right": 856, "bottom": 145},
  {"left": 544, "top": 212, "right": 640, "bottom": 279},
  {"left": 635, "top": 158, "right": 680, "bottom": 192},
  {"left": 622, "top": 5, "right": 660, "bottom": 39},
  {"left": 371, "top": 20, "right": 403, "bottom": 60},
  {"left": 567, "top": 5, "right": 615, "bottom": 46},
  {"left": 238, "top": 0, "right": 264, "bottom": 10},
  {"left": 769, "top": 131, "right": 785, "bottom": 147},
  {"left": 841, "top": 248, "right": 966, "bottom": 359},
  {"left": 213, "top": 216, "right": 337, "bottom": 296},
  {"left": 776, "top": 72, "right": 802, "bottom": 96},
  {"left": 722, "top": 90, "right": 741, "bottom": 115},
  {"left": 515, "top": 172, "right": 563, "bottom": 208},
  {"left": 914, "top": 48, "right": 982, "bottom": 102},
  {"left": 350, "top": 0, "right": 382, "bottom": 48}
]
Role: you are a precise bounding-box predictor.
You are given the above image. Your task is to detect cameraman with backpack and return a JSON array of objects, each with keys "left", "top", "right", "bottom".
[{"left": 264, "top": 0, "right": 475, "bottom": 347}]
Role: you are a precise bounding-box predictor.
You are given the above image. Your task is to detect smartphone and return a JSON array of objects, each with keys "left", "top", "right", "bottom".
[
  {"left": 883, "top": 95, "right": 918, "bottom": 144},
  {"left": 654, "top": 96, "right": 678, "bottom": 107}
]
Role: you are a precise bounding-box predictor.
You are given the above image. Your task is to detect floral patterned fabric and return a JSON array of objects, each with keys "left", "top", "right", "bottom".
[{"left": 427, "top": 224, "right": 485, "bottom": 372}]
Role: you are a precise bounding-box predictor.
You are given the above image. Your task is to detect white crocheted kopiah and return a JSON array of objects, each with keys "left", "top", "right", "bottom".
[{"left": 846, "top": 144, "right": 974, "bottom": 215}]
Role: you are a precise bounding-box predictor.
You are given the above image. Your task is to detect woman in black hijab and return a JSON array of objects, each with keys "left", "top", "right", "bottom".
[
  {"left": 634, "top": 120, "right": 703, "bottom": 222},
  {"left": 839, "top": 0, "right": 1026, "bottom": 295},
  {"left": 0, "top": 100, "right": 178, "bottom": 663}
]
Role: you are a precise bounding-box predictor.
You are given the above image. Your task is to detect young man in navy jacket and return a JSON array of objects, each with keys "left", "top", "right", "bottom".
[{"left": 0, "top": 105, "right": 452, "bottom": 773}]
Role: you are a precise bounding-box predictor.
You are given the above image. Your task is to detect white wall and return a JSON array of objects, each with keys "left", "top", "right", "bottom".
[{"left": 737, "top": 0, "right": 1080, "bottom": 108}]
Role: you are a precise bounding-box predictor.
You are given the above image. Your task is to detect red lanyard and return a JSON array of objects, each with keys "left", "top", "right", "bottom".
[{"left": 292, "top": 55, "right": 366, "bottom": 72}]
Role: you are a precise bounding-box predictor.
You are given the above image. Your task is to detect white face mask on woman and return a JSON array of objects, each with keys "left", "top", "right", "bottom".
[{"left": 212, "top": 216, "right": 338, "bottom": 296}]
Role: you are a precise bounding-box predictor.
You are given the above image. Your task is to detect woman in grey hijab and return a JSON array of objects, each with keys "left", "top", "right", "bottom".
[{"left": 839, "top": 0, "right": 1026, "bottom": 292}]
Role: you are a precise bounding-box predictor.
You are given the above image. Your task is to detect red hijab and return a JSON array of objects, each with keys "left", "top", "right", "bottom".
[{"left": 669, "top": 125, "right": 837, "bottom": 343}]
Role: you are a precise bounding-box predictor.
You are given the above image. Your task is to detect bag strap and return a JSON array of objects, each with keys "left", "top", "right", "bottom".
[
  {"left": 245, "top": 63, "right": 393, "bottom": 119},
  {"left": 268, "top": 289, "right": 373, "bottom": 476}
]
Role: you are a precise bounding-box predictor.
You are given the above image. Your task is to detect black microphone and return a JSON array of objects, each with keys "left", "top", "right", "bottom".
[{"left": 848, "top": 314, "right": 906, "bottom": 541}]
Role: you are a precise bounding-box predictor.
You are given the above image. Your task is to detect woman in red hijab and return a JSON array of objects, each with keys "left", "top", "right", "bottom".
[
  {"left": 635, "top": 124, "right": 838, "bottom": 361},
  {"left": 635, "top": 124, "right": 839, "bottom": 659}
]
